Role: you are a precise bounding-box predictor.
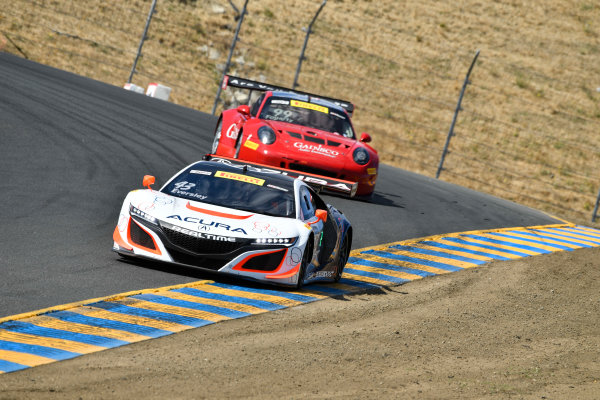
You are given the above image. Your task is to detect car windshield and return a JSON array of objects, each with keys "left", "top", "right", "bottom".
[
  {"left": 161, "top": 166, "right": 296, "bottom": 218},
  {"left": 259, "top": 96, "right": 355, "bottom": 138}
]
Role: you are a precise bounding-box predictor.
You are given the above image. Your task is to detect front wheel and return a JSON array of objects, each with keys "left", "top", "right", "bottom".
[
  {"left": 334, "top": 234, "right": 350, "bottom": 282},
  {"left": 295, "top": 238, "right": 313, "bottom": 289},
  {"left": 211, "top": 118, "right": 222, "bottom": 154}
]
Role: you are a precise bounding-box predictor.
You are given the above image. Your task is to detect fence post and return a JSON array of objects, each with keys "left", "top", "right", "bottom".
[
  {"left": 292, "top": 0, "right": 327, "bottom": 90},
  {"left": 592, "top": 187, "right": 600, "bottom": 222},
  {"left": 211, "top": 0, "right": 249, "bottom": 115},
  {"left": 436, "top": 50, "right": 480, "bottom": 179},
  {"left": 127, "top": 0, "right": 157, "bottom": 84}
]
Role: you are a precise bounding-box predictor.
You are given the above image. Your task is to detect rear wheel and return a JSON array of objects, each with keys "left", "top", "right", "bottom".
[
  {"left": 211, "top": 118, "right": 222, "bottom": 154},
  {"left": 295, "top": 238, "right": 313, "bottom": 289},
  {"left": 334, "top": 233, "right": 351, "bottom": 282}
]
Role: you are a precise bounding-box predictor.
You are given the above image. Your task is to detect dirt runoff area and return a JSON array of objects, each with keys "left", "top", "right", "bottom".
[{"left": 1, "top": 247, "right": 599, "bottom": 399}]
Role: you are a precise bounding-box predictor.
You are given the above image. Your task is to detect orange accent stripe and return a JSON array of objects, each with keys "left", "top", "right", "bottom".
[
  {"left": 186, "top": 201, "right": 253, "bottom": 220},
  {"left": 113, "top": 226, "right": 133, "bottom": 251},
  {"left": 127, "top": 218, "right": 162, "bottom": 255},
  {"left": 266, "top": 264, "right": 300, "bottom": 279},
  {"left": 232, "top": 249, "right": 287, "bottom": 274}
]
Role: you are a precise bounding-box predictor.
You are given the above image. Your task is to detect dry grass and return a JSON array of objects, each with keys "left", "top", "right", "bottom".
[{"left": 2, "top": 0, "right": 599, "bottom": 226}]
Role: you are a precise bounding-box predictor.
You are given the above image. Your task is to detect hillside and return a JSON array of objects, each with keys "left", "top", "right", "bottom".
[{"left": 2, "top": 0, "right": 599, "bottom": 226}]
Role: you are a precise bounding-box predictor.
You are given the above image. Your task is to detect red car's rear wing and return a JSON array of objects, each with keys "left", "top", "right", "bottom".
[
  {"left": 221, "top": 75, "right": 355, "bottom": 117},
  {"left": 203, "top": 154, "right": 358, "bottom": 197}
]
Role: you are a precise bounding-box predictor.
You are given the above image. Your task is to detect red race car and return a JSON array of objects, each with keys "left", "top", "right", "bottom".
[{"left": 210, "top": 76, "right": 378, "bottom": 198}]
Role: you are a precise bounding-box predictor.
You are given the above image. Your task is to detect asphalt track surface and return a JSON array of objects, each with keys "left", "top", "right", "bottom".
[{"left": 0, "top": 53, "right": 559, "bottom": 318}]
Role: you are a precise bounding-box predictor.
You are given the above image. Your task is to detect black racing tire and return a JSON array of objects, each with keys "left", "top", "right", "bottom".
[
  {"left": 211, "top": 118, "right": 223, "bottom": 154},
  {"left": 295, "top": 236, "right": 313, "bottom": 289},
  {"left": 334, "top": 232, "right": 351, "bottom": 282}
]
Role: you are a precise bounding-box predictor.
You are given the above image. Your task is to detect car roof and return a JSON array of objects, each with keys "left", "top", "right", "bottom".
[
  {"left": 187, "top": 160, "right": 297, "bottom": 191},
  {"left": 268, "top": 91, "right": 348, "bottom": 115}
]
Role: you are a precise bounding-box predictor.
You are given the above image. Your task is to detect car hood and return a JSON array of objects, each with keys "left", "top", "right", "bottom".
[
  {"left": 261, "top": 119, "right": 359, "bottom": 159},
  {"left": 128, "top": 190, "right": 302, "bottom": 240}
]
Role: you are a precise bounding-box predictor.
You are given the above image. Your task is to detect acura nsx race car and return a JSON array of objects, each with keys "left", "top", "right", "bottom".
[
  {"left": 112, "top": 157, "right": 352, "bottom": 288},
  {"left": 210, "top": 75, "right": 379, "bottom": 197}
]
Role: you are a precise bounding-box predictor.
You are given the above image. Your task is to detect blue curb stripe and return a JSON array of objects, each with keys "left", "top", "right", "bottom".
[
  {"left": 418, "top": 241, "right": 512, "bottom": 260},
  {"left": 510, "top": 231, "right": 594, "bottom": 250},
  {"left": 568, "top": 227, "right": 600, "bottom": 238},
  {"left": 556, "top": 228, "right": 600, "bottom": 242},
  {"left": 349, "top": 256, "right": 442, "bottom": 277},
  {"left": 441, "top": 237, "right": 533, "bottom": 257},
  {"left": 0, "top": 321, "right": 128, "bottom": 348},
  {"left": 3, "top": 224, "right": 600, "bottom": 375},
  {"left": 389, "top": 245, "right": 486, "bottom": 265},
  {"left": 348, "top": 257, "right": 437, "bottom": 277},
  {"left": 344, "top": 267, "right": 411, "bottom": 284},
  {"left": 132, "top": 294, "right": 251, "bottom": 319},
  {"left": 46, "top": 311, "right": 171, "bottom": 338},
  {"left": 361, "top": 250, "right": 464, "bottom": 272},
  {"left": 462, "top": 234, "right": 551, "bottom": 254},
  {"left": 207, "top": 282, "right": 319, "bottom": 303},
  {"left": 487, "top": 232, "right": 578, "bottom": 250},
  {"left": 89, "top": 302, "right": 213, "bottom": 328},
  {"left": 543, "top": 229, "right": 600, "bottom": 245},
  {"left": 0, "top": 360, "right": 29, "bottom": 373},
  {"left": 0, "top": 340, "right": 80, "bottom": 360},
  {"left": 172, "top": 288, "right": 285, "bottom": 311}
]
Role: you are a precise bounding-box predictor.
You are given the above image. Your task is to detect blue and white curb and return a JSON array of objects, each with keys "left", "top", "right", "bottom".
[{"left": 1, "top": 223, "right": 599, "bottom": 374}]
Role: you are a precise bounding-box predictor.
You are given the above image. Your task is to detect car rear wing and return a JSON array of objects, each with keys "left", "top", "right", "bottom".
[
  {"left": 221, "top": 75, "right": 355, "bottom": 117},
  {"left": 203, "top": 154, "right": 358, "bottom": 197}
]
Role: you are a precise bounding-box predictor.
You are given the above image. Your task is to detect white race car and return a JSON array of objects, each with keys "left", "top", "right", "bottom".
[{"left": 113, "top": 158, "right": 353, "bottom": 288}]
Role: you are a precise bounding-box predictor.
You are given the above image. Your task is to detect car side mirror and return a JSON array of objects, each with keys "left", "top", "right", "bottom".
[
  {"left": 237, "top": 105, "right": 251, "bottom": 115},
  {"left": 143, "top": 175, "right": 155, "bottom": 190},
  {"left": 315, "top": 209, "right": 328, "bottom": 222},
  {"left": 307, "top": 209, "right": 328, "bottom": 225},
  {"left": 359, "top": 133, "right": 372, "bottom": 143}
]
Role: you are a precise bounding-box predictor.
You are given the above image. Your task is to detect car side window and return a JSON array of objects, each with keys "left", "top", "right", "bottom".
[
  {"left": 300, "top": 186, "right": 315, "bottom": 221},
  {"left": 250, "top": 94, "right": 264, "bottom": 117}
]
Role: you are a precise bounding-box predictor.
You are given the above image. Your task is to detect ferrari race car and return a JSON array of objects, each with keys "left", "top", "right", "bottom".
[
  {"left": 211, "top": 76, "right": 379, "bottom": 197},
  {"left": 112, "top": 157, "right": 353, "bottom": 288}
]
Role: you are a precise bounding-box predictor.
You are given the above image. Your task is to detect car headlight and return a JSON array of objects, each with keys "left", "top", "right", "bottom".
[
  {"left": 130, "top": 204, "right": 158, "bottom": 225},
  {"left": 353, "top": 147, "right": 370, "bottom": 165},
  {"left": 253, "top": 237, "right": 297, "bottom": 246},
  {"left": 257, "top": 125, "right": 276, "bottom": 145}
]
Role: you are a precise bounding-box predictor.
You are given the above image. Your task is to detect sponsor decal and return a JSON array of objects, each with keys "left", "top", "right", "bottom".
[
  {"left": 225, "top": 123, "right": 239, "bottom": 140},
  {"left": 209, "top": 157, "right": 353, "bottom": 193},
  {"left": 252, "top": 221, "right": 281, "bottom": 237},
  {"left": 215, "top": 170, "right": 264, "bottom": 186},
  {"left": 271, "top": 99, "right": 289, "bottom": 105},
  {"left": 190, "top": 169, "right": 212, "bottom": 176},
  {"left": 293, "top": 142, "right": 339, "bottom": 157},
  {"left": 306, "top": 270, "right": 335, "bottom": 279},
  {"left": 166, "top": 215, "right": 248, "bottom": 235},
  {"left": 288, "top": 247, "right": 303, "bottom": 264},
  {"left": 290, "top": 100, "right": 328, "bottom": 114},
  {"left": 154, "top": 196, "right": 174, "bottom": 205},
  {"left": 243, "top": 140, "right": 259, "bottom": 151},
  {"left": 367, "top": 168, "right": 377, "bottom": 175},
  {"left": 118, "top": 214, "right": 128, "bottom": 232},
  {"left": 171, "top": 187, "right": 207, "bottom": 201},
  {"left": 163, "top": 221, "right": 236, "bottom": 242},
  {"left": 136, "top": 201, "right": 155, "bottom": 212}
]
